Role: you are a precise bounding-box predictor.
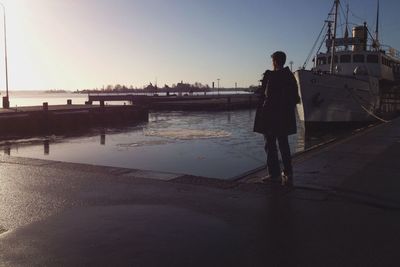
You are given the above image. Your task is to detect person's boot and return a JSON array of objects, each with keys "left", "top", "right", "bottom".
[
  {"left": 261, "top": 174, "right": 282, "bottom": 183},
  {"left": 281, "top": 172, "right": 293, "bottom": 187}
]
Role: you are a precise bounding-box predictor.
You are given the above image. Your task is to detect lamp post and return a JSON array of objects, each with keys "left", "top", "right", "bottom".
[
  {"left": 217, "top": 78, "right": 220, "bottom": 96},
  {"left": 0, "top": 2, "right": 9, "bottom": 108}
]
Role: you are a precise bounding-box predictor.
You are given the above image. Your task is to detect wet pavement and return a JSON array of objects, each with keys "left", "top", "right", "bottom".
[{"left": 1, "top": 118, "right": 400, "bottom": 266}]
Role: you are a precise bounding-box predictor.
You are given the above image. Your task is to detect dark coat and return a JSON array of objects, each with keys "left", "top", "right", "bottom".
[{"left": 253, "top": 67, "right": 300, "bottom": 136}]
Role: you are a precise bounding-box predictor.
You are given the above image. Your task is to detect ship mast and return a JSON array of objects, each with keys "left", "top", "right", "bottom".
[
  {"left": 330, "top": 0, "right": 340, "bottom": 74},
  {"left": 374, "top": 0, "right": 380, "bottom": 49},
  {"left": 344, "top": 3, "right": 349, "bottom": 51}
]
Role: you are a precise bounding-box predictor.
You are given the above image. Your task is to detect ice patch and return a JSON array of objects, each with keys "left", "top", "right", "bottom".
[
  {"left": 144, "top": 129, "right": 231, "bottom": 140},
  {"left": 117, "top": 140, "right": 171, "bottom": 149},
  {"left": 0, "top": 226, "right": 7, "bottom": 235}
]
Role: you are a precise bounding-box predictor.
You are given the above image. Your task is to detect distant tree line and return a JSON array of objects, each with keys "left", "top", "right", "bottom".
[
  {"left": 75, "top": 81, "right": 258, "bottom": 94},
  {"left": 45, "top": 89, "right": 68, "bottom": 93}
]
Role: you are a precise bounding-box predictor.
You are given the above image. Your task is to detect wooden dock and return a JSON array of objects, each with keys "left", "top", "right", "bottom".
[{"left": 0, "top": 104, "right": 148, "bottom": 138}]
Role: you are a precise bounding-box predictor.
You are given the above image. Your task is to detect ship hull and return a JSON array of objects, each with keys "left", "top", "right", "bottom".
[{"left": 294, "top": 70, "right": 380, "bottom": 124}]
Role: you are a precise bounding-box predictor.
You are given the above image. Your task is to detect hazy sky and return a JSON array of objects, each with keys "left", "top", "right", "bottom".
[{"left": 0, "top": 0, "right": 399, "bottom": 91}]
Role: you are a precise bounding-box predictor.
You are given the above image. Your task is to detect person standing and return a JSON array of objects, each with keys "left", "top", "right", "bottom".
[{"left": 254, "top": 51, "right": 300, "bottom": 186}]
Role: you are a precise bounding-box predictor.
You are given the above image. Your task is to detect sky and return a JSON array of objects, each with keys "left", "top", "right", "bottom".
[{"left": 0, "top": 0, "right": 399, "bottom": 91}]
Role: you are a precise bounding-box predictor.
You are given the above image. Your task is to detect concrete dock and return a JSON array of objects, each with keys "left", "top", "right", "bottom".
[
  {"left": 0, "top": 104, "right": 148, "bottom": 137},
  {"left": 88, "top": 94, "right": 258, "bottom": 110},
  {"left": 1, "top": 117, "right": 400, "bottom": 266}
]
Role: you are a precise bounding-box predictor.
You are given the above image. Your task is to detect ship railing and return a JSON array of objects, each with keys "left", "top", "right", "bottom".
[
  {"left": 380, "top": 45, "right": 400, "bottom": 61},
  {"left": 324, "top": 45, "right": 400, "bottom": 60}
]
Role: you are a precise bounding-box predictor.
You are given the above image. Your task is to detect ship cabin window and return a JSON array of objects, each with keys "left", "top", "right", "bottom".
[
  {"left": 327, "top": 56, "right": 338, "bottom": 64},
  {"left": 366, "top": 55, "right": 379, "bottom": 63},
  {"left": 317, "top": 57, "right": 327, "bottom": 65},
  {"left": 340, "top": 54, "right": 351, "bottom": 63},
  {"left": 382, "top": 57, "right": 392, "bottom": 67},
  {"left": 353, "top": 54, "right": 365, "bottom": 63}
]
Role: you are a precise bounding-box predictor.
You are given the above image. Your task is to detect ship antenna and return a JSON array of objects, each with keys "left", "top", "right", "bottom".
[
  {"left": 330, "top": 0, "right": 340, "bottom": 74},
  {"left": 374, "top": 0, "right": 380, "bottom": 49}
]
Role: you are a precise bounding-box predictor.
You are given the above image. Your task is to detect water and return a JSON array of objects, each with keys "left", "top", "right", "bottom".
[
  {"left": 0, "top": 108, "right": 305, "bottom": 179},
  {"left": 0, "top": 91, "right": 307, "bottom": 179},
  {"left": 3, "top": 91, "right": 88, "bottom": 106}
]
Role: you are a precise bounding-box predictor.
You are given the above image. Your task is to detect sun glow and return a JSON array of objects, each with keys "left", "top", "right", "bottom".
[
  {"left": 0, "top": 0, "right": 95, "bottom": 91},
  {"left": 0, "top": 0, "right": 42, "bottom": 90}
]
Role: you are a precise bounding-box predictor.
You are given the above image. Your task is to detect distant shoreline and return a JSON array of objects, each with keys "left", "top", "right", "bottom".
[
  {"left": 1, "top": 88, "right": 254, "bottom": 95},
  {"left": 44, "top": 90, "right": 69, "bottom": 94}
]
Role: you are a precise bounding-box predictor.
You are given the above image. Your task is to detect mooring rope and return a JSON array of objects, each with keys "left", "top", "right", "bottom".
[{"left": 347, "top": 87, "right": 389, "bottom": 123}]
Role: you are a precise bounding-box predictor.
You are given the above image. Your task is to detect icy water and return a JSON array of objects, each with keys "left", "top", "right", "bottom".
[
  {"left": 0, "top": 109, "right": 305, "bottom": 179},
  {"left": 0, "top": 91, "right": 370, "bottom": 179},
  {"left": 3, "top": 91, "right": 88, "bottom": 106},
  {"left": 0, "top": 91, "right": 306, "bottom": 179}
]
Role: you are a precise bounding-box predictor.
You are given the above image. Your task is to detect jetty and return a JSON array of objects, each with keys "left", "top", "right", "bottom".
[
  {"left": 88, "top": 93, "right": 258, "bottom": 110},
  {"left": 0, "top": 103, "right": 148, "bottom": 137},
  {"left": 0, "top": 93, "right": 260, "bottom": 138}
]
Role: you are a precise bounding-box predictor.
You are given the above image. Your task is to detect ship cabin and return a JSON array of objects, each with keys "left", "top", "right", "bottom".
[{"left": 313, "top": 25, "right": 400, "bottom": 82}]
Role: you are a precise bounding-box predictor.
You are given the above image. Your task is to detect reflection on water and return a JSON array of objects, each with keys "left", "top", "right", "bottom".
[
  {"left": 100, "top": 131, "right": 106, "bottom": 146},
  {"left": 44, "top": 140, "right": 50, "bottom": 155},
  {"left": 1, "top": 110, "right": 307, "bottom": 179},
  {"left": 4, "top": 144, "right": 11, "bottom": 156}
]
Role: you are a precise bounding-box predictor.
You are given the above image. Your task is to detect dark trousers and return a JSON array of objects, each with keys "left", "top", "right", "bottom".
[{"left": 264, "top": 134, "right": 293, "bottom": 177}]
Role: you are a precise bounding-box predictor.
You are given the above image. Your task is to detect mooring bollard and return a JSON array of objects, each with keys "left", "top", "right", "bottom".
[
  {"left": 67, "top": 99, "right": 72, "bottom": 105},
  {"left": 100, "top": 100, "right": 105, "bottom": 107},
  {"left": 43, "top": 102, "right": 48, "bottom": 111},
  {"left": 2, "top": 96, "right": 9, "bottom": 109}
]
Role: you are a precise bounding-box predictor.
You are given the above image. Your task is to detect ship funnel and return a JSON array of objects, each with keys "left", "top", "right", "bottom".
[{"left": 352, "top": 24, "right": 368, "bottom": 51}]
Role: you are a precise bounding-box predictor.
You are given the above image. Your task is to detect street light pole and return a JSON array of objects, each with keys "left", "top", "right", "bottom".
[
  {"left": 0, "top": 2, "right": 9, "bottom": 108},
  {"left": 217, "top": 78, "right": 220, "bottom": 96}
]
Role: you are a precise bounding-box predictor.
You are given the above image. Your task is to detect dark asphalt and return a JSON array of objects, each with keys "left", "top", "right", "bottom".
[{"left": 1, "top": 118, "right": 400, "bottom": 266}]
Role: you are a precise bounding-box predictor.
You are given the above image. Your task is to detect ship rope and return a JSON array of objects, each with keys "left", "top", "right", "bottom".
[
  {"left": 347, "top": 87, "right": 389, "bottom": 123},
  {"left": 302, "top": 2, "right": 336, "bottom": 69},
  {"left": 302, "top": 22, "right": 328, "bottom": 69}
]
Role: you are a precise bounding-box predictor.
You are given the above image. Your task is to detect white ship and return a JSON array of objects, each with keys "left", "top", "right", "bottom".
[{"left": 295, "top": 0, "right": 400, "bottom": 126}]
